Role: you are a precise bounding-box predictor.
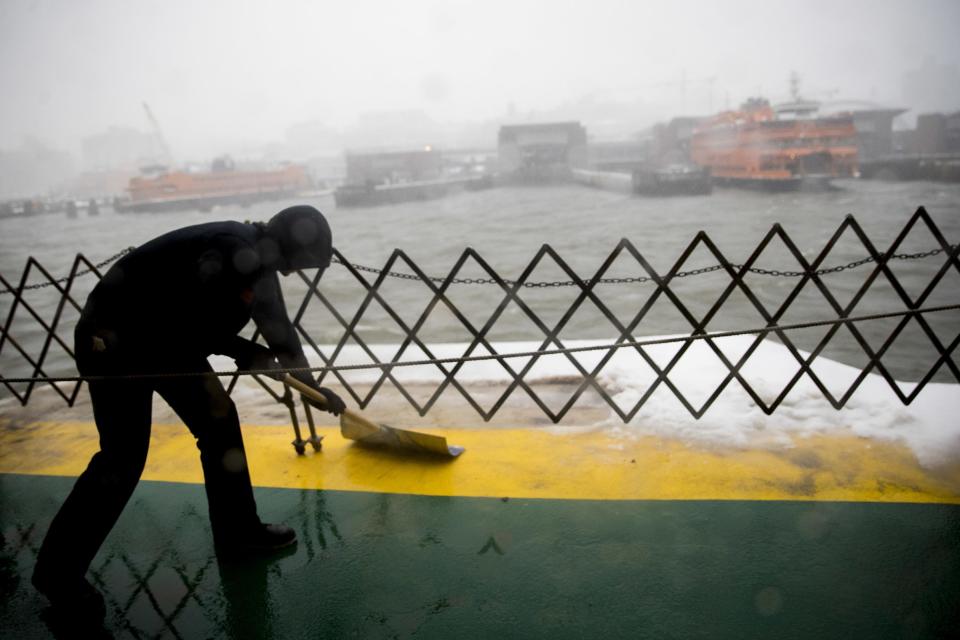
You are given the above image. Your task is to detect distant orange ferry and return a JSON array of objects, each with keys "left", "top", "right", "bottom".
[
  {"left": 691, "top": 98, "right": 858, "bottom": 189},
  {"left": 116, "top": 157, "right": 311, "bottom": 213}
]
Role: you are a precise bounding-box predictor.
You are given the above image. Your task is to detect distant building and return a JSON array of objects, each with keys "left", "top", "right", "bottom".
[
  {"left": 848, "top": 109, "right": 908, "bottom": 160},
  {"left": 901, "top": 57, "right": 960, "bottom": 116},
  {"left": 652, "top": 117, "right": 707, "bottom": 163},
  {"left": 628, "top": 116, "right": 707, "bottom": 167},
  {"left": 912, "top": 112, "right": 960, "bottom": 154},
  {"left": 344, "top": 148, "right": 443, "bottom": 186},
  {"left": 305, "top": 155, "right": 346, "bottom": 188},
  {"left": 344, "top": 110, "right": 445, "bottom": 151},
  {"left": 497, "top": 122, "right": 587, "bottom": 180},
  {"left": 859, "top": 110, "right": 960, "bottom": 181},
  {"left": 948, "top": 112, "right": 960, "bottom": 152},
  {"left": 283, "top": 121, "right": 343, "bottom": 160},
  {"left": 587, "top": 140, "right": 651, "bottom": 172},
  {"left": 914, "top": 114, "right": 946, "bottom": 154},
  {"left": 811, "top": 102, "right": 907, "bottom": 161},
  {"left": 0, "top": 139, "right": 76, "bottom": 199},
  {"left": 68, "top": 170, "right": 136, "bottom": 199},
  {"left": 81, "top": 127, "right": 160, "bottom": 171}
]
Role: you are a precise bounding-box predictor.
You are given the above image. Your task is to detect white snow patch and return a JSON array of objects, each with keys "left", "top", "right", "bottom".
[{"left": 211, "top": 337, "right": 960, "bottom": 467}]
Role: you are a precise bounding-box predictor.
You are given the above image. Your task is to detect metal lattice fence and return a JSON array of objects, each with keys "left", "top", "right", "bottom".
[{"left": 2, "top": 207, "right": 958, "bottom": 424}]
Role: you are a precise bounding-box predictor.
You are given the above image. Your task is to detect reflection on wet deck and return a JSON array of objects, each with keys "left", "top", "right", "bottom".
[{"left": 3, "top": 474, "right": 959, "bottom": 639}]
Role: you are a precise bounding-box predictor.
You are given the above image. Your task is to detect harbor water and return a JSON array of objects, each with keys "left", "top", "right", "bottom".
[{"left": 1, "top": 179, "right": 959, "bottom": 390}]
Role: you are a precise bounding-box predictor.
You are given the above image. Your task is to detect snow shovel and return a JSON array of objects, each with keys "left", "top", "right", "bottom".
[{"left": 283, "top": 374, "right": 465, "bottom": 458}]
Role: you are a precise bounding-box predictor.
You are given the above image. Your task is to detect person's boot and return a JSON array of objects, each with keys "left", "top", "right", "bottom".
[
  {"left": 32, "top": 563, "right": 107, "bottom": 621},
  {"left": 214, "top": 522, "right": 297, "bottom": 556}
]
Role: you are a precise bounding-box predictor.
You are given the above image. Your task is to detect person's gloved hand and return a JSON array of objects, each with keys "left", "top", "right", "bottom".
[
  {"left": 235, "top": 343, "right": 283, "bottom": 381},
  {"left": 302, "top": 386, "right": 346, "bottom": 416}
]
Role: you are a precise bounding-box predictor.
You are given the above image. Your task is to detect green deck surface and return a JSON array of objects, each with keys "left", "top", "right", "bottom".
[{"left": 2, "top": 474, "right": 958, "bottom": 639}]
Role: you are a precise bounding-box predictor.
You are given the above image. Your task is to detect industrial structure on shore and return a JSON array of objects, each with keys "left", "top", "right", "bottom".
[
  {"left": 496, "top": 122, "right": 588, "bottom": 182},
  {"left": 2, "top": 92, "right": 959, "bottom": 217}
]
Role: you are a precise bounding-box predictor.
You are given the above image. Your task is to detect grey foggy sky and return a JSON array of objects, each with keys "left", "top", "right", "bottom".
[{"left": 1, "top": 0, "right": 959, "bottom": 157}]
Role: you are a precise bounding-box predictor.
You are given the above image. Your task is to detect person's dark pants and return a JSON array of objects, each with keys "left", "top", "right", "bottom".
[{"left": 34, "top": 332, "right": 261, "bottom": 582}]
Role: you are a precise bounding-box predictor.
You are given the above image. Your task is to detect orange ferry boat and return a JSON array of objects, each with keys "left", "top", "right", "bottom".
[
  {"left": 690, "top": 98, "right": 858, "bottom": 189},
  {"left": 116, "top": 156, "right": 311, "bottom": 213}
]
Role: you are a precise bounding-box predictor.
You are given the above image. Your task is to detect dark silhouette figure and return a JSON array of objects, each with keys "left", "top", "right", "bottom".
[{"left": 32, "top": 205, "right": 345, "bottom": 619}]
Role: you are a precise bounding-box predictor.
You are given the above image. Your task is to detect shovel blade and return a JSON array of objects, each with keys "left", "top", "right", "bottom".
[
  {"left": 282, "top": 377, "right": 464, "bottom": 458},
  {"left": 340, "top": 411, "right": 464, "bottom": 458}
]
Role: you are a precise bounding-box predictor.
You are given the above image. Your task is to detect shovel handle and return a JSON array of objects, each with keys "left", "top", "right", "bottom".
[
  {"left": 283, "top": 374, "right": 327, "bottom": 407},
  {"left": 283, "top": 374, "right": 376, "bottom": 437}
]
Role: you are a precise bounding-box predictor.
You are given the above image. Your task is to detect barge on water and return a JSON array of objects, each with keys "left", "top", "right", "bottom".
[
  {"left": 571, "top": 168, "right": 633, "bottom": 193},
  {"left": 114, "top": 157, "right": 311, "bottom": 213},
  {"left": 632, "top": 163, "right": 712, "bottom": 196},
  {"left": 334, "top": 175, "right": 491, "bottom": 207},
  {"left": 334, "top": 147, "right": 490, "bottom": 208},
  {"left": 572, "top": 164, "right": 711, "bottom": 196}
]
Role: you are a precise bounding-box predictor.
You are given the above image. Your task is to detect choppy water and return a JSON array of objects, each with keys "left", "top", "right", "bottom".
[{"left": 2, "top": 179, "right": 959, "bottom": 386}]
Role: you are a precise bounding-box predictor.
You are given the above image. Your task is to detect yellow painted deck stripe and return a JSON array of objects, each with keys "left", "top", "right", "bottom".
[{"left": 1, "top": 420, "right": 959, "bottom": 503}]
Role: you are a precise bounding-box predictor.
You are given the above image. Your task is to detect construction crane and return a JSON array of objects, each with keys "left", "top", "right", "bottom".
[{"left": 142, "top": 101, "right": 174, "bottom": 168}]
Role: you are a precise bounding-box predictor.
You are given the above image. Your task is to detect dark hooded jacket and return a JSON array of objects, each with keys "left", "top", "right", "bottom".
[{"left": 78, "top": 208, "right": 331, "bottom": 374}]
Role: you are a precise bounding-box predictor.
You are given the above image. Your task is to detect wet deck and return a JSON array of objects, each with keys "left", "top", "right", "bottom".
[{"left": 2, "top": 410, "right": 959, "bottom": 638}]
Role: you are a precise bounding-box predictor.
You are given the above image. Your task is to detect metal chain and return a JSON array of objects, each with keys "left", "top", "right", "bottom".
[
  {"left": 333, "top": 244, "right": 957, "bottom": 288},
  {"left": 0, "top": 248, "right": 135, "bottom": 295},
  {"left": 3, "top": 302, "right": 958, "bottom": 385},
  {"left": 3, "top": 245, "right": 953, "bottom": 296}
]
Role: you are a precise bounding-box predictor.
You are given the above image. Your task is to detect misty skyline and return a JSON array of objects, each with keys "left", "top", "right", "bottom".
[{"left": 2, "top": 0, "right": 960, "bottom": 161}]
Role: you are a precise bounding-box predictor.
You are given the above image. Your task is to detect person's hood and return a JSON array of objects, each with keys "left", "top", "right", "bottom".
[{"left": 262, "top": 205, "right": 333, "bottom": 272}]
